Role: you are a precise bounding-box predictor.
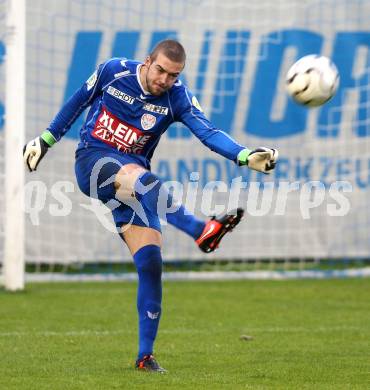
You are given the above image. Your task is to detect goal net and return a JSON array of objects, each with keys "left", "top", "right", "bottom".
[{"left": 1, "top": 0, "right": 370, "bottom": 287}]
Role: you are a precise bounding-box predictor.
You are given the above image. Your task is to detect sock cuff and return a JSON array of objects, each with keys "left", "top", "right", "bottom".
[
  {"left": 134, "top": 244, "right": 161, "bottom": 259},
  {"left": 134, "top": 244, "right": 162, "bottom": 278}
]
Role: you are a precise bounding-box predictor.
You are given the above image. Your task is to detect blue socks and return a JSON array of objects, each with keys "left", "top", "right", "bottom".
[
  {"left": 132, "top": 173, "right": 207, "bottom": 359},
  {"left": 135, "top": 171, "right": 205, "bottom": 239},
  {"left": 134, "top": 244, "right": 163, "bottom": 359}
]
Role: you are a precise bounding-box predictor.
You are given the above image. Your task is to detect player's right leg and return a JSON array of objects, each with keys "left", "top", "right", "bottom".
[
  {"left": 121, "top": 224, "right": 166, "bottom": 373},
  {"left": 101, "top": 172, "right": 167, "bottom": 372},
  {"left": 75, "top": 148, "right": 166, "bottom": 372}
]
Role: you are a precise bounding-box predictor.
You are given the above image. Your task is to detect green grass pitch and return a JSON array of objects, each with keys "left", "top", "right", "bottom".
[{"left": 1, "top": 279, "right": 369, "bottom": 389}]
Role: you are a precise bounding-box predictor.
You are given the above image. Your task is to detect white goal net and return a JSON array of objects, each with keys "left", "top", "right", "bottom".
[{"left": 1, "top": 0, "right": 370, "bottom": 286}]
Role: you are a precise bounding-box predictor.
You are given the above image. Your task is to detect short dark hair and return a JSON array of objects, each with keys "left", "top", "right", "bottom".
[{"left": 149, "top": 39, "right": 186, "bottom": 64}]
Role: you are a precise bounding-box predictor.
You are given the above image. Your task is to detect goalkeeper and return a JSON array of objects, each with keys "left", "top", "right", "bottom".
[{"left": 23, "top": 39, "right": 278, "bottom": 373}]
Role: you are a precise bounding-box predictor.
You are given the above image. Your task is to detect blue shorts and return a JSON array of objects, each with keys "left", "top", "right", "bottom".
[{"left": 75, "top": 146, "right": 161, "bottom": 233}]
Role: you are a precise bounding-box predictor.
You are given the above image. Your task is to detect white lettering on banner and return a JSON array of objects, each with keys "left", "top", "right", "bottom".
[
  {"left": 106, "top": 86, "right": 135, "bottom": 104},
  {"left": 92, "top": 107, "right": 152, "bottom": 154}
]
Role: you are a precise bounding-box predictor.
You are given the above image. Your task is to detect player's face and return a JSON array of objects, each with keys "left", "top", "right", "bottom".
[{"left": 144, "top": 53, "right": 184, "bottom": 96}]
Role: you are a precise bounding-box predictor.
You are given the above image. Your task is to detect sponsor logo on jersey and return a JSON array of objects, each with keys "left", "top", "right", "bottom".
[
  {"left": 107, "top": 86, "right": 135, "bottom": 105},
  {"left": 114, "top": 70, "right": 130, "bottom": 78},
  {"left": 192, "top": 95, "right": 203, "bottom": 112},
  {"left": 92, "top": 107, "right": 152, "bottom": 154},
  {"left": 142, "top": 102, "right": 168, "bottom": 115},
  {"left": 86, "top": 70, "right": 98, "bottom": 91},
  {"left": 141, "top": 113, "right": 156, "bottom": 130}
]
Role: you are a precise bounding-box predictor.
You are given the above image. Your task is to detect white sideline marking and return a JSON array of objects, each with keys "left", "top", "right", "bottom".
[
  {"left": 23, "top": 267, "right": 370, "bottom": 282},
  {"left": 0, "top": 330, "right": 127, "bottom": 337},
  {"left": 243, "top": 325, "right": 369, "bottom": 333},
  {"left": 0, "top": 325, "right": 367, "bottom": 338}
]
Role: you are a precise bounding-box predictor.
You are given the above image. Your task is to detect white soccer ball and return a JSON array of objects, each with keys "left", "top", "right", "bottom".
[{"left": 286, "top": 55, "right": 339, "bottom": 107}]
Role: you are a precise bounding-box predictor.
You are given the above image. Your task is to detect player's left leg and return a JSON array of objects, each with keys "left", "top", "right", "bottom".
[
  {"left": 115, "top": 168, "right": 206, "bottom": 238},
  {"left": 122, "top": 224, "right": 166, "bottom": 373},
  {"left": 116, "top": 169, "right": 244, "bottom": 253}
]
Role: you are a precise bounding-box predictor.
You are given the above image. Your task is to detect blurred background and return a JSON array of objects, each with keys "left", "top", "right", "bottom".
[{"left": 0, "top": 0, "right": 370, "bottom": 281}]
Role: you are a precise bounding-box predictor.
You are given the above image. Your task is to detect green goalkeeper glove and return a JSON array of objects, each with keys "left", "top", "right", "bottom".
[
  {"left": 237, "top": 147, "right": 278, "bottom": 174},
  {"left": 23, "top": 130, "right": 56, "bottom": 172}
]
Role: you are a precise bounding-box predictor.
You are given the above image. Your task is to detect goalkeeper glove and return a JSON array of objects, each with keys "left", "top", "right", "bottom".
[
  {"left": 237, "top": 147, "right": 278, "bottom": 174},
  {"left": 23, "top": 130, "right": 56, "bottom": 172}
]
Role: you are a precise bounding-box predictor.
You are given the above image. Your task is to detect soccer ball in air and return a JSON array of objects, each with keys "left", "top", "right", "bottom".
[{"left": 286, "top": 55, "right": 339, "bottom": 107}]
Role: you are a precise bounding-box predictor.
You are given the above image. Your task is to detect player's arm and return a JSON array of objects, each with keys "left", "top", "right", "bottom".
[
  {"left": 175, "top": 88, "right": 278, "bottom": 174},
  {"left": 23, "top": 60, "right": 112, "bottom": 171}
]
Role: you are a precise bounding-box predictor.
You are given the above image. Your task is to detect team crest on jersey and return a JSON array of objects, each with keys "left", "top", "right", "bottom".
[
  {"left": 141, "top": 113, "right": 156, "bottom": 130},
  {"left": 86, "top": 70, "right": 98, "bottom": 91},
  {"left": 192, "top": 95, "right": 203, "bottom": 112}
]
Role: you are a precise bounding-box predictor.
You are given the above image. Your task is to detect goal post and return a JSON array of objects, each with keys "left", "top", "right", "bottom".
[{"left": 3, "top": 0, "right": 26, "bottom": 290}]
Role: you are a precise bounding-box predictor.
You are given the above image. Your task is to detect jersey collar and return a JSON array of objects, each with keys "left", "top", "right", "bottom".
[{"left": 136, "top": 64, "right": 151, "bottom": 96}]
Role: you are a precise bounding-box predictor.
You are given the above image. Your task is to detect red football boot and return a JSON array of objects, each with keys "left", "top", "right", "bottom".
[
  {"left": 196, "top": 208, "right": 244, "bottom": 253},
  {"left": 135, "top": 355, "right": 167, "bottom": 373}
]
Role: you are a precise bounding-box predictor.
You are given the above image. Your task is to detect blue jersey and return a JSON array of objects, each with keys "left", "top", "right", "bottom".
[{"left": 47, "top": 58, "right": 245, "bottom": 168}]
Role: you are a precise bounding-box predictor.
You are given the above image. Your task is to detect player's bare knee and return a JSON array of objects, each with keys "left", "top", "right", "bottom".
[
  {"left": 114, "top": 164, "right": 147, "bottom": 200},
  {"left": 122, "top": 225, "right": 162, "bottom": 255}
]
